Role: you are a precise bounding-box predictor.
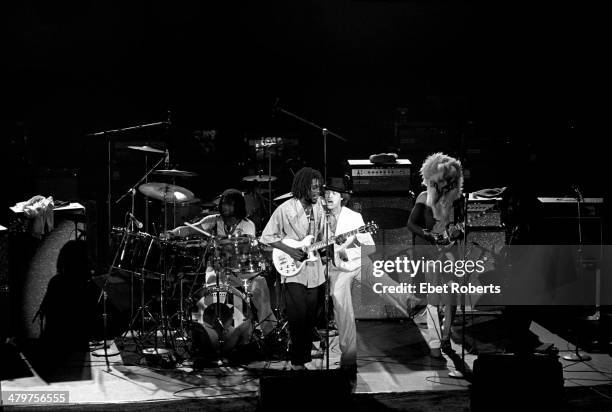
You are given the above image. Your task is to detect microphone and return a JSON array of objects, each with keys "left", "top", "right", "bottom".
[
  {"left": 128, "top": 213, "right": 143, "bottom": 229},
  {"left": 164, "top": 149, "right": 170, "bottom": 169}
]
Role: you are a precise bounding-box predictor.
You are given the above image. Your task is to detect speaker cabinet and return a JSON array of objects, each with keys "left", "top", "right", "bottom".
[
  {"left": 471, "top": 353, "right": 564, "bottom": 411},
  {"left": 259, "top": 370, "right": 352, "bottom": 411},
  {"left": 348, "top": 194, "right": 413, "bottom": 319},
  {"left": 347, "top": 194, "right": 413, "bottom": 257}
]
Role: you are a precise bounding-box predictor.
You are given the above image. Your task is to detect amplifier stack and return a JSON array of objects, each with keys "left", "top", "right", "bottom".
[{"left": 347, "top": 159, "right": 413, "bottom": 319}]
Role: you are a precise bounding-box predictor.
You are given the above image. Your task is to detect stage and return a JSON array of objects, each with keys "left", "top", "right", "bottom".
[{"left": 3, "top": 317, "right": 611, "bottom": 411}]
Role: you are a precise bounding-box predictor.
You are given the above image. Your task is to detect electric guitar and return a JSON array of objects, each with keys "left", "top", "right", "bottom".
[
  {"left": 425, "top": 222, "right": 465, "bottom": 253},
  {"left": 272, "top": 222, "right": 378, "bottom": 277}
]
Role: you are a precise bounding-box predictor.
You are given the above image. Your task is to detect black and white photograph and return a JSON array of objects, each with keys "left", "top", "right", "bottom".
[{"left": 1, "top": 2, "right": 611, "bottom": 411}]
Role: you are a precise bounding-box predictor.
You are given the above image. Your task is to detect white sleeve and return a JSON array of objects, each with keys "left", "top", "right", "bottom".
[
  {"left": 355, "top": 213, "right": 374, "bottom": 246},
  {"left": 260, "top": 206, "right": 284, "bottom": 244}
]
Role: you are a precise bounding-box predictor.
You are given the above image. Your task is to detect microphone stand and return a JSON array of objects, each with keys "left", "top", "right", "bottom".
[
  {"left": 92, "top": 275, "right": 119, "bottom": 371},
  {"left": 449, "top": 192, "right": 469, "bottom": 379},
  {"left": 562, "top": 187, "right": 592, "bottom": 362},
  {"left": 275, "top": 106, "right": 348, "bottom": 181},
  {"left": 323, "top": 207, "right": 331, "bottom": 370},
  {"left": 87, "top": 120, "right": 170, "bottom": 248},
  {"left": 115, "top": 154, "right": 167, "bottom": 206}
]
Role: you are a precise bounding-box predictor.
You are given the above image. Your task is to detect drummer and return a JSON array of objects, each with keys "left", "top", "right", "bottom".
[{"left": 167, "top": 188, "right": 277, "bottom": 336}]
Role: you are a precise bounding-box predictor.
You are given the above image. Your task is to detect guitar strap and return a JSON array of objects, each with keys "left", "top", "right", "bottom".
[{"left": 305, "top": 207, "right": 317, "bottom": 238}]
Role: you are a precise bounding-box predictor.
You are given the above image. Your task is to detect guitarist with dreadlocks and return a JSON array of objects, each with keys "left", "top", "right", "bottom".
[{"left": 261, "top": 167, "right": 326, "bottom": 370}]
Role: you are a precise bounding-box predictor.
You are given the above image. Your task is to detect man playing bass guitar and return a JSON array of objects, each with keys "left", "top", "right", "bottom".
[{"left": 260, "top": 167, "right": 326, "bottom": 370}]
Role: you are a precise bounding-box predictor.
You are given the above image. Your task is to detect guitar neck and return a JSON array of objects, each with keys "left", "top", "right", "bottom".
[{"left": 307, "top": 226, "right": 364, "bottom": 252}]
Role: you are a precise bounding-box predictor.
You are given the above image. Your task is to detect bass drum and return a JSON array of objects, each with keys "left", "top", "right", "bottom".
[
  {"left": 193, "top": 284, "right": 249, "bottom": 328},
  {"left": 191, "top": 283, "right": 253, "bottom": 354}
]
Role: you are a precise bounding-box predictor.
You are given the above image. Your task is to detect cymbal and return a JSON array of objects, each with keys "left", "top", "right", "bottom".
[
  {"left": 153, "top": 169, "right": 198, "bottom": 177},
  {"left": 242, "top": 175, "right": 277, "bottom": 183},
  {"left": 127, "top": 145, "right": 165, "bottom": 154},
  {"left": 273, "top": 192, "right": 292, "bottom": 201},
  {"left": 138, "top": 182, "right": 194, "bottom": 203}
]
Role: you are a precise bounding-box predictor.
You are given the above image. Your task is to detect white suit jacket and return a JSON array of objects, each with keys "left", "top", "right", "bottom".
[{"left": 330, "top": 207, "right": 375, "bottom": 272}]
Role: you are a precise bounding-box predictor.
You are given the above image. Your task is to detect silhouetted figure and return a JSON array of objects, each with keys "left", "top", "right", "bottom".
[{"left": 39, "top": 240, "right": 95, "bottom": 352}]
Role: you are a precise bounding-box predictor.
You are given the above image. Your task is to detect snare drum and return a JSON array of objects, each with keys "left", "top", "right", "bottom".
[{"left": 167, "top": 236, "right": 210, "bottom": 273}]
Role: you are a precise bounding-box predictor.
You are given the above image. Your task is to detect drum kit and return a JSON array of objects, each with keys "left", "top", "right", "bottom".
[
  {"left": 110, "top": 226, "right": 277, "bottom": 365},
  {"left": 107, "top": 144, "right": 285, "bottom": 367}
]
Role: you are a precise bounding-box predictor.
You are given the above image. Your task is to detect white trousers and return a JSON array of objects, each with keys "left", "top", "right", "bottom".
[{"left": 329, "top": 264, "right": 361, "bottom": 367}]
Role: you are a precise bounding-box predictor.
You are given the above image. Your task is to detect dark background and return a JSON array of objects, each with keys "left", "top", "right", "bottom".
[{"left": 3, "top": 1, "right": 607, "bottom": 225}]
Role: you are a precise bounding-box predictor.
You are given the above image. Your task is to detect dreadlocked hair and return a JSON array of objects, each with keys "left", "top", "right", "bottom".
[{"left": 291, "top": 167, "right": 323, "bottom": 200}]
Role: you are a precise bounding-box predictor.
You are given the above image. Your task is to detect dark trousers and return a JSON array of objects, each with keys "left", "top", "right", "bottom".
[{"left": 283, "top": 282, "right": 321, "bottom": 365}]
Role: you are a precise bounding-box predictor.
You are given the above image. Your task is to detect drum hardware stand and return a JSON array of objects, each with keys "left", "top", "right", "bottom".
[
  {"left": 213, "top": 266, "right": 225, "bottom": 357},
  {"left": 110, "top": 219, "right": 148, "bottom": 352},
  {"left": 241, "top": 277, "right": 268, "bottom": 357},
  {"left": 138, "top": 238, "right": 178, "bottom": 364},
  {"left": 115, "top": 153, "right": 167, "bottom": 228},
  {"left": 119, "top": 237, "right": 161, "bottom": 354},
  {"left": 562, "top": 187, "right": 592, "bottom": 362},
  {"left": 92, "top": 276, "right": 120, "bottom": 370},
  {"left": 120, "top": 271, "right": 156, "bottom": 354},
  {"left": 144, "top": 154, "right": 150, "bottom": 233},
  {"left": 183, "top": 221, "right": 214, "bottom": 298},
  {"left": 267, "top": 262, "right": 290, "bottom": 362},
  {"left": 87, "top": 120, "right": 169, "bottom": 247},
  {"left": 143, "top": 269, "right": 178, "bottom": 363},
  {"left": 168, "top": 274, "right": 192, "bottom": 360},
  {"left": 187, "top": 238, "right": 215, "bottom": 299}
]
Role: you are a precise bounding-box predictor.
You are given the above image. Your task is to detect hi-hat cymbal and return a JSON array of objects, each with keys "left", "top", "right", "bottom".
[
  {"left": 153, "top": 169, "right": 198, "bottom": 177},
  {"left": 273, "top": 192, "right": 292, "bottom": 201},
  {"left": 242, "top": 175, "right": 276, "bottom": 183},
  {"left": 127, "top": 145, "right": 165, "bottom": 154},
  {"left": 138, "top": 182, "right": 194, "bottom": 203}
]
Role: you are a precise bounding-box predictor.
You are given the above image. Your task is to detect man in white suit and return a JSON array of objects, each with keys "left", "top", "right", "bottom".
[{"left": 322, "top": 177, "right": 375, "bottom": 375}]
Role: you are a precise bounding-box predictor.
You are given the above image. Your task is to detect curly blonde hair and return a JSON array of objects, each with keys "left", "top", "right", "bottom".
[{"left": 420, "top": 152, "right": 464, "bottom": 193}]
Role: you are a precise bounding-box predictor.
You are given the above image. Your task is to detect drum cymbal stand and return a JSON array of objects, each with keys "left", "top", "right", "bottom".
[
  {"left": 141, "top": 268, "right": 178, "bottom": 365},
  {"left": 116, "top": 166, "right": 175, "bottom": 354},
  {"left": 115, "top": 153, "right": 167, "bottom": 228},
  {"left": 241, "top": 276, "right": 266, "bottom": 354},
  {"left": 93, "top": 232, "right": 125, "bottom": 368},
  {"left": 120, "top": 263, "right": 156, "bottom": 354},
  {"left": 261, "top": 268, "right": 290, "bottom": 363},
  {"left": 167, "top": 272, "right": 192, "bottom": 360},
  {"left": 136, "top": 239, "right": 178, "bottom": 366},
  {"left": 119, "top": 234, "right": 161, "bottom": 354}
]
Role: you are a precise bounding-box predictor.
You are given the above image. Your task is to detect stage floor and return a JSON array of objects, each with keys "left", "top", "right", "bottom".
[{"left": 2, "top": 318, "right": 612, "bottom": 410}]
